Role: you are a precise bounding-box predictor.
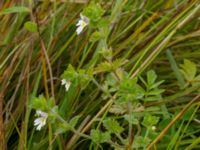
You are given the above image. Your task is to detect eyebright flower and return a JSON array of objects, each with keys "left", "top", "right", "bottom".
[
  {"left": 61, "top": 79, "right": 71, "bottom": 91},
  {"left": 34, "top": 110, "right": 48, "bottom": 131},
  {"left": 76, "top": 14, "right": 89, "bottom": 35}
]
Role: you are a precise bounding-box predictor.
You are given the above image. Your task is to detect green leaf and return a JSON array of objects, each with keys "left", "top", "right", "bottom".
[
  {"left": 180, "top": 59, "right": 197, "bottom": 81},
  {"left": 147, "top": 89, "right": 165, "bottom": 95},
  {"left": 142, "top": 114, "right": 159, "bottom": 128},
  {"left": 24, "top": 21, "right": 37, "bottom": 32},
  {"left": 90, "top": 31, "right": 105, "bottom": 42},
  {"left": 62, "top": 64, "right": 92, "bottom": 88},
  {"left": 103, "top": 118, "right": 124, "bottom": 134},
  {"left": 112, "top": 59, "right": 128, "bottom": 70},
  {"left": 124, "top": 114, "right": 139, "bottom": 125},
  {"left": 109, "top": 104, "right": 126, "bottom": 115},
  {"left": 144, "top": 96, "right": 161, "bottom": 102},
  {"left": 95, "top": 61, "right": 112, "bottom": 73},
  {"left": 139, "top": 76, "right": 148, "bottom": 87},
  {"left": 145, "top": 106, "right": 161, "bottom": 112},
  {"left": 133, "top": 136, "right": 151, "bottom": 148},
  {"left": 0, "top": 6, "right": 30, "bottom": 15},
  {"left": 98, "top": 18, "right": 110, "bottom": 28},
  {"left": 69, "top": 115, "right": 80, "bottom": 128},
  {"left": 90, "top": 129, "right": 110, "bottom": 143},
  {"left": 95, "top": 59, "right": 127, "bottom": 74},
  {"left": 149, "top": 80, "right": 164, "bottom": 89},
  {"left": 119, "top": 77, "right": 145, "bottom": 101},
  {"left": 30, "top": 95, "right": 47, "bottom": 111},
  {"left": 166, "top": 50, "right": 185, "bottom": 88},
  {"left": 61, "top": 64, "right": 77, "bottom": 80},
  {"left": 83, "top": 2, "right": 104, "bottom": 22},
  {"left": 147, "top": 70, "right": 157, "bottom": 86}
]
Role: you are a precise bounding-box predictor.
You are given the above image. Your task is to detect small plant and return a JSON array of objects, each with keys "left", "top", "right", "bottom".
[
  {"left": 87, "top": 70, "right": 163, "bottom": 149},
  {"left": 2, "top": 1, "right": 200, "bottom": 150}
]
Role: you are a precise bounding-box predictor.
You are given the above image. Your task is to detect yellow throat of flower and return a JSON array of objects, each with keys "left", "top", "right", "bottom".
[{"left": 81, "top": 21, "right": 87, "bottom": 28}]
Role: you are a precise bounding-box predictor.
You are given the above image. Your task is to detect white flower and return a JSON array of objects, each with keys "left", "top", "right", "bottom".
[
  {"left": 76, "top": 14, "right": 89, "bottom": 35},
  {"left": 61, "top": 79, "right": 71, "bottom": 91},
  {"left": 34, "top": 110, "right": 48, "bottom": 131}
]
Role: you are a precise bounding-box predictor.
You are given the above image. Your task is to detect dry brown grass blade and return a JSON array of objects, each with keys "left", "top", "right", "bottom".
[
  {"left": 34, "top": 7, "right": 55, "bottom": 99},
  {"left": 0, "top": 93, "right": 6, "bottom": 150},
  {"left": 0, "top": 45, "right": 22, "bottom": 150}
]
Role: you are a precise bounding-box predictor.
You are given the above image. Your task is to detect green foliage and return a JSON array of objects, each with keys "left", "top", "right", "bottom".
[
  {"left": 124, "top": 114, "right": 139, "bottom": 125},
  {"left": 118, "top": 76, "right": 144, "bottom": 102},
  {"left": 180, "top": 59, "right": 197, "bottom": 81},
  {"left": 68, "top": 115, "right": 80, "bottom": 128},
  {"left": 24, "top": 21, "right": 37, "bottom": 32},
  {"left": 103, "top": 118, "right": 124, "bottom": 134},
  {"left": 90, "top": 31, "right": 105, "bottom": 42},
  {"left": 90, "top": 129, "right": 111, "bottom": 144},
  {"left": 61, "top": 64, "right": 93, "bottom": 88},
  {"left": 142, "top": 114, "right": 160, "bottom": 128},
  {"left": 180, "top": 59, "right": 200, "bottom": 88},
  {"left": 95, "top": 59, "right": 126, "bottom": 73},
  {"left": 82, "top": 2, "right": 105, "bottom": 28},
  {"left": 30, "top": 95, "right": 49, "bottom": 111},
  {"left": 109, "top": 104, "right": 126, "bottom": 115},
  {"left": 192, "top": 74, "right": 200, "bottom": 87},
  {"left": 140, "top": 70, "right": 165, "bottom": 102},
  {"left": 54, "top": 122, "right": 69, "bottom": 135},
  {"left": 54, "top": 115, "right": 80, "bottom": 135},
  {"left": 98, "top": 70, "right": 162, "bottom": 149},
  {"left": 2, "top": 1, "right": 200, "bottom": 150},
  {"left": 147, "top": 70, "right": 158, "bottom": 86},
  {"left": 133, "top": 136, "right": 151, "bottom": 149},
  {"left": 182, "top": 106, "right": 195, "bottom": 121},
  {"left": 0, "top": 6, "right": 29, "bottom": 15}
]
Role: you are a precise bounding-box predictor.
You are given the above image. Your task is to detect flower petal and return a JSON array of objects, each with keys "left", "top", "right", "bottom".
[
  {"left": 34, "top": 118, "right": 42, "bottom": 126},
  {"left": 61, "top": 79, "right": 67, "bottom": 85},
  {"left": 65, "top": 81, "right": 71, "bottom": 91},
  {"left": 36, "top": 123, "right": 43, "bottom": 131},
  {"left": 76, "top": 20, "right": 82, "bottom": 26},
  {"left": 76, "top": 14, "right": 89, "bottom": 35},
  {"left": 76, "top": 26, "right": 84, "bottom": 35},
  {"left": 41, "top": 113, "right": 48, "bottom": 118},
  {"left": 34, "top": 110, "right": 48, "bottom": 131}
]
